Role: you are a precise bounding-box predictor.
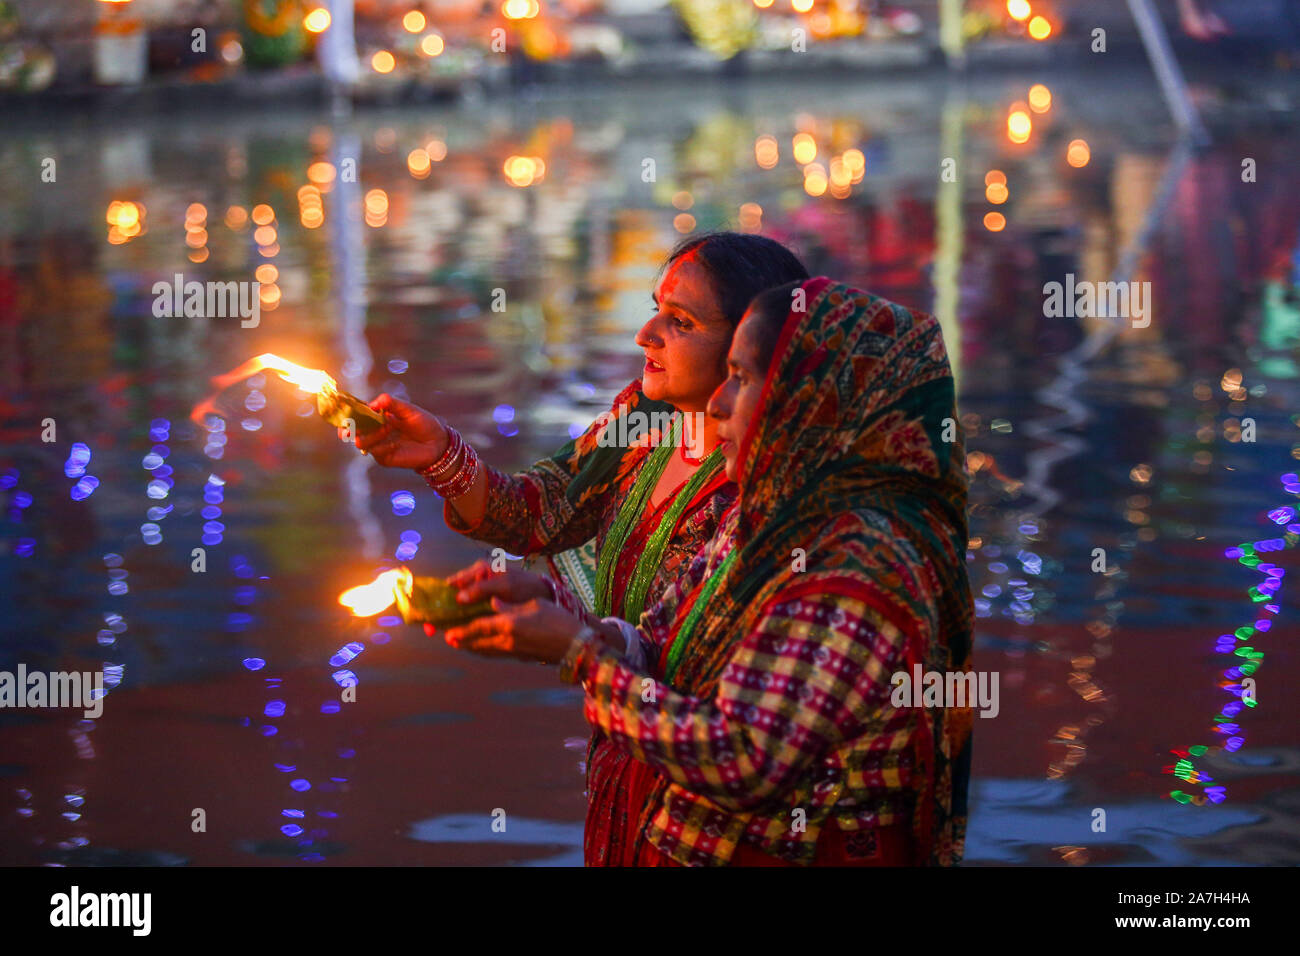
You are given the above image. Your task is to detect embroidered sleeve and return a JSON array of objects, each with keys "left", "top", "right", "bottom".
[
  {"left": 443, "top": 382, "right": 644, "bottom": 556},
  {"left": 578, "top": 590, "right": 910, "bottom": 813},
  {"left": 545, "top": 575, "right": 589, "bottom": 621}
]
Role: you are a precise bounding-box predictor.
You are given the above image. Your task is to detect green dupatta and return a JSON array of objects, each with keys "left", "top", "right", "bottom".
[{"left": 593, "top": 414, "right": 724, "bottom": 622}]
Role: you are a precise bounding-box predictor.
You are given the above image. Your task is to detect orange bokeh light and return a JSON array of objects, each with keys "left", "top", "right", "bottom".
[
  {"left": 503, "top": 155, "right": 545, "bottom": 187},
  {"left": 304, "top": 8, "right": 331, "bottom": 33},
  {"left": 792, "top": 132, "right": 817, "bottom": 165},
  {"left": 1008, "top": 109, "right": 1032, "bottom": 143},
  {"left": 803, "top": 163, "right": 828, "bottom": 197},
  {"left": 408, "top": 148, "right": 432, "bottom": 178}
]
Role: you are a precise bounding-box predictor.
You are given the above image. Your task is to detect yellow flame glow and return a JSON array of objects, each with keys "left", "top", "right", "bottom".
[
  {"left": 338, "top": 568, "right": 411, "bottom": 617},
  {"left": 224, "top": 353, "right": 332, "bottom": 394},
  {"left": 190, "top": 353, "right": 337, "bottom": 426}
]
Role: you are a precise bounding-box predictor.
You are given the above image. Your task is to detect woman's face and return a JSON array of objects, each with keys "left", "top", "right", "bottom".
[
  {"left": 635, "top": 255, "right": 732, "bottom": 412},
  {"left": 708, "top": 309, "right": 770, "bottom": 483}
]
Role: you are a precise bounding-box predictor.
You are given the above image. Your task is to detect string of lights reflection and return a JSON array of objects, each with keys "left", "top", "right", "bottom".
[
  {"left": 998, "top": 140, "right": 1197, "bottom": 799},
  {"left": 1163, "top": 473, "right": 1298, "bottom": 807},
  {"left": 208, "top": 368, "right": 356, "bottom": 860},
  {"left": 952, "top": 74, "right": 1111, "bottom": 792},
  {"left": 6, "top": 423, "right": 166, "bottom": 857},
  {"left": 140, "top": 389, "right": 318, "bottom": 855},
  {"left": 101, "top": 84, "right": 1093, "bottom": 265},
  {"left": 3, "top": 466, "right": 58, "bottom": 842},
  {"left": 194, "top": 352, "right": 434, "bottom": 860}
]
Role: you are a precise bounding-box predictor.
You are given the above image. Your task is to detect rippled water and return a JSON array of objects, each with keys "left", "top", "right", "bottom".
[{"left": 2, "top": 67, "right": 1299, "bottom": 865}]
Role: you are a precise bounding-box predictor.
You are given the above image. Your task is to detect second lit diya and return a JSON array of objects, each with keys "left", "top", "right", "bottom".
[{"left": 338, "top": 567, "right": 494, "bottom": 626}]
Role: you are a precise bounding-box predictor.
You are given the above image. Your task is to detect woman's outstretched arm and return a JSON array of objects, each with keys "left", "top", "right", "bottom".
[{"left": 353, "top": 381, "right": 651, "bottom": 557}]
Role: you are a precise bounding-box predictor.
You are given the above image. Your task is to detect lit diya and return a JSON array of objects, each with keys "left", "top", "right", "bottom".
[
  {"left": 339, "top": 567, "right": 494, "bottom": 626},
  {"left": 191, "top": 352, "right": 386, "bottom": 437}
]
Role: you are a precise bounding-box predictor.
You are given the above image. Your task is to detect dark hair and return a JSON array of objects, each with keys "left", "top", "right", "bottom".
[
  {"left": 745, "top": 279, "right": 806, "bottom": 368},
  {"left": 656, "top": 231, "right": 809, "bottom": 328}
]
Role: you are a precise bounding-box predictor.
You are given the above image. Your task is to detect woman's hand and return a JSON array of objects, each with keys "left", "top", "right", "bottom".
[
  {"left": 449, "top": 559, "right": 554, "bottom": 604},
  {"left": 345, "top": 393, "right": 448, "bottom": 469},
  {"left": 421, "top": 559, "right": 555, "bottom": 639},
  {"left": 439, "top": 597, "right": 583, "bottom": 665}
]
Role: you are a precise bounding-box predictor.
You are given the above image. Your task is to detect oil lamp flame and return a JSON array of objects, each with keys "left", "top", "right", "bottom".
[
  {"left": 191, "top": 352, "right": 340, "bottom": 427},
  {"left": 262, "top": 355, "right": 335, "bottom": 395},
  {"left": 228, "top": 352, "right": 335, "bottom": 395},
  {"left": 338, "top": 568, "right": 412, "bottom": 617}
]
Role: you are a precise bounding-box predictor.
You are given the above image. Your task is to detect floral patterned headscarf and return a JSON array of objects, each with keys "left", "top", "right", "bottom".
[{"left": 669, "top": 277, "right": 973, "bottom": 864}]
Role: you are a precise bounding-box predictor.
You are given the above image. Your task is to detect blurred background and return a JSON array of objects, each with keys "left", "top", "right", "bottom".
[{"left": 1, "top": 0, "right": 1299, "bottom": 866}]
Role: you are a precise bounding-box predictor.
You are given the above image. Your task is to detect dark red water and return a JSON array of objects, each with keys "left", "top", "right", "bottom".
[{"left": 2, "top": 66, "right": 1299, "bottom": 865}]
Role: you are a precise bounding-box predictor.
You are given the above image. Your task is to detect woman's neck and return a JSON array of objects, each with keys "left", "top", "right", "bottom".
[{"left": 679, "top": 406, "right": 719, "bottom": 460}]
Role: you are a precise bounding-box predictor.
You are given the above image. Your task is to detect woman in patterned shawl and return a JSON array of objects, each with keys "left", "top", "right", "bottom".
[
  {"left": 440, "top": 277, "right": 973, "bottom": 865},
  {"left": 352, "top": 232, "right": 809, "bottom": 866}
]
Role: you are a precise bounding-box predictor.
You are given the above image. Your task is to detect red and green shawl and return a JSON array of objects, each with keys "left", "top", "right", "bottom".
[{"left": 652, "top": 276, "right": 974, "bottom": 864}]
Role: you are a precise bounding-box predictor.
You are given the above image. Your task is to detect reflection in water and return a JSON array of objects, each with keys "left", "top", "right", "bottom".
[
  {"left": 1002, "top": 143, "right": 1198, "bottom": 793},
  {"left": 2, "top": 69, "right": 1300, "bottom": 865},
  {"left": 1164, "top": 477, "right": 1299, "bottom": 807},
  {"left": 965, "top": 779, "right": 1263, "bottom": 866},
  {"left": 407, "top": 813, "right": 583, "bottom": 867}
]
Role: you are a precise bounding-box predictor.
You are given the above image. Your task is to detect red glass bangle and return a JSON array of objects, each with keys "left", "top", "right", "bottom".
[
  {"left": 419, "top": 427, "right": 462, "bottom": 482},
  {"left": 430, "top": 441, "right": 479, "bottom": 498}
]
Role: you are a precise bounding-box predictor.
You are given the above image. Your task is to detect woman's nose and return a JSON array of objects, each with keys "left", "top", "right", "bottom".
[
  {"left": 635, "top": 314, "right": 663, "bottom": 348},
  {"left": 706, "top": 383, "right": 729, "bottom": 420}
]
